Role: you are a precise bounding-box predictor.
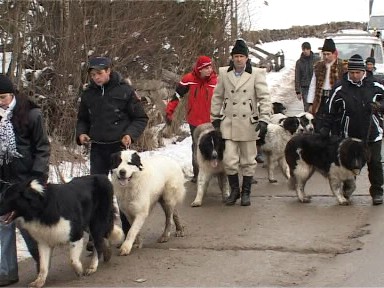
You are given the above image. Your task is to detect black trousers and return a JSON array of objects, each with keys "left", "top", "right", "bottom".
[
  {"left": 189, "top": 125, "right": 199, "bottom": 178},
  {"left": 90, "top": 143, "right": 131, "bottom": 234},
  {"left": 314, "top": 96, "right": 329, "bottom": 133},
  {"left": 368, "top": 140, "right": 384, "bottom": 197}
]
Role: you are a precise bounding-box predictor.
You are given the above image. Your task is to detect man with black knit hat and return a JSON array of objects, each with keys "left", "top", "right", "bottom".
[
  {"left": 211, "top": 39, "right": 272, "bottom": 206},
  {"left": 307, "top": 38, "right": 343, "bottom": 131},
  {"left": 319, "top": 54, "right": 384, "bottom": 205}
]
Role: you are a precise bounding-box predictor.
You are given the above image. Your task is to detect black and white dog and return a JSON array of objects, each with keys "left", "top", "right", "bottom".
[
  {"left": 296, "top": 112, "right": 315, "bottom": 133},
  {"left": 111, "top": 150, "right": 185, "bottom": 256},
  {"left": 191, "top": 123, "right": 229, "bottom": 207},
  {"left": 0, "top": 175, "right": 124, "bottom": 288},
  {"left": 257, "top": 116, "right": 302, "bottom": 183},
  {"left": 285, "top": 134, "right": 369, "bottom": 205}
]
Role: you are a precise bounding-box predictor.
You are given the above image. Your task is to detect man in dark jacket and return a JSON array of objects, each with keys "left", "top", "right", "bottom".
[
  {"left": 295, "top": 42, "right": 318, "bottom": 112},
  {"left": 319, "top": 54, "right": 384, "bottom": 205},
  {"left": 76, "top": 56, "right": 148, "bottom": 238}
]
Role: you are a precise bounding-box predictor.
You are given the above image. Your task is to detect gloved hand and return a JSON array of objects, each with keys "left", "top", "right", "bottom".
[
  {"left": 256, "top": 121, "right": 268, "bottom": 141},
  {"left": 212, "top": 119, "right": 221, "bottom": 131},
  {"left": 165, "top": 115, "right": 172, "bottom": 126},
  {"left": 319, "top": 127, "right": 330, "bottom": 138}
]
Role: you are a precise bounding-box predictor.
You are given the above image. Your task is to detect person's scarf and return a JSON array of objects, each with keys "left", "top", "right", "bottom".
[{"left": 0, "top": 96, "right": 22, "bottom": 165}]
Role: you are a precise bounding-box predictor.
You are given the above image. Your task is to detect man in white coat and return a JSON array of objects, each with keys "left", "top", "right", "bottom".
[{"left": 211, "top": 39, "right": 272, "bottom": 206}]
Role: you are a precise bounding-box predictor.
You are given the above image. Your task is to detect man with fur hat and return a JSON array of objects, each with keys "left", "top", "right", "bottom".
[
  {"left": 307, "top": 38, "right": 343, "bottom": 131},
  {"left": 211, "top": 39, "right": 272, "bottom": 206},
  {"left": 166, "top": 55, "right": 217, "bottom": 183},
  {"left": 319, "top": 54, "right": 384, "bottom": 205}
]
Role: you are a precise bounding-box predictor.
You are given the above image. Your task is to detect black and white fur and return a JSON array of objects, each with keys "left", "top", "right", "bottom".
[
  {"left": 296, "top": 112, "right": 315, "bottom": 133},
  {"left": 0, "top": 175, "right": 124, "bottom": 288},
  {"left": 257, "top": 116, "right": 302, "bottom": 183},
  {"left": 111, "top": 150, "right": 185, "bottom": 256},
  {"left": 285, "top": 134, "right": 369, "bottom": 205},
  {"left": 191, "top": 123, "right": 229, "bottom": 207},
  {"left": 271, "top": 112, "right": 314, "bottom": 134}
]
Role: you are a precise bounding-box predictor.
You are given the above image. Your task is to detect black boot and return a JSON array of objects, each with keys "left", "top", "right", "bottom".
[
  {"left": 241, "top": 176, "right": 253, "bottom": 206},
  {"left": 226, "top": 174, "right": 240, "bottom": 206}
]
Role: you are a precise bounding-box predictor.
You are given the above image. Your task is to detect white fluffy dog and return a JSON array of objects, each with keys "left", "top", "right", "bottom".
[{"left": 111, "top": 150, "right": 186, "bottom": 256}]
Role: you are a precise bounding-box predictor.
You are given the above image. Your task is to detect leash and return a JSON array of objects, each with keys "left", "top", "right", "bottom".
[{"left": 82, "top": 139, "right": 130, "bottom": 156}]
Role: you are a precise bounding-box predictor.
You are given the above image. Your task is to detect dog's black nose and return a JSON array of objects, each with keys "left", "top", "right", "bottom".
[{"left": 119, "top": 169, "right": 126, "bottom": 177}]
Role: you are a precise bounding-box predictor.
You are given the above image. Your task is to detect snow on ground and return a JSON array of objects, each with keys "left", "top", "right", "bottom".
[{"left": 15, "top": 37, "right": 322, "bottom": 261}]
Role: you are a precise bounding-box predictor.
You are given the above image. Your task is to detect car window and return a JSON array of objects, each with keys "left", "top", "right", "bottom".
[{"left": 335, "top": 43, "right": 384, "bottom": 63}]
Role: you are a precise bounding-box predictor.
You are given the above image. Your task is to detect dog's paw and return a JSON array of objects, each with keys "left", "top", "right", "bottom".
[
  {"left": 298, "top": 196, "right": 311, "bottom": 203},
  {"left": 175, "top": 228, "right": 185, "bottom": 237},
  {"left": 84, "top": 266, "right": 97, "bottom": 276},
  {"left": 338, "top": 199, "right": 350, "bottom": 206},
  {"left": 157, "top": 233, "right": 170, "bottom": 243},
  {"left": 269, "top": 179, "right": 278, "bottom": 183},
  {"left": 191, "top": 200, "right": 202, "bottom": 207},
  {"left": 119, "top": 243, "right": 132, "bottom": 256},
  {"left": 29, "top": 277, "right": 46, "bottom": 288}
]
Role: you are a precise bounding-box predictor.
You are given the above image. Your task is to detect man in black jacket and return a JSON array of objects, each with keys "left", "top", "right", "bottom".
[
  {"left": 295, "top": 42, "right": 318, "bottom": 112},
  {"left": 76, "top": 56, "right": 148, "bottom": 238},
  {"left": 320, "top": 54, "right": 384, "bottom": 205}
]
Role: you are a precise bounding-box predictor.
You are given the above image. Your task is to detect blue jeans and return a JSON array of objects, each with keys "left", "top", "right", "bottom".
[{"left": 0, "top": 222, "right": 39, "bottom": 281}]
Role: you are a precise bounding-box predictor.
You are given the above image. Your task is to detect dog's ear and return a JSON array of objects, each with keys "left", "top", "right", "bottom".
[
  {"left": 110, "top": 152, "right": 122, "bottom": 170},
  {"left": 22, "top": 180, "right": 45, "bottom": 210},
  {"left": 131, "top": 152, "right": 143, "bottom": 170}
]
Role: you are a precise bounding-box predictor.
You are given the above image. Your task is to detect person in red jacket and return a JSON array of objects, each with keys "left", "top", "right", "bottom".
[{"left": 166, "top": 56, "right": 217, "bottom": 182}]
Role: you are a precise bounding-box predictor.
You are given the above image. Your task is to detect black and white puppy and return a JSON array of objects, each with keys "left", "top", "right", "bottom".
[
  {"left": 191, "top": 123, "right": 229, "bottom": 207},
  {"left": 0, "top": 175, "right": 124, "bottom": 288},
  {"left": 285, "top": 134, "right": 369, "bottom": 205}
]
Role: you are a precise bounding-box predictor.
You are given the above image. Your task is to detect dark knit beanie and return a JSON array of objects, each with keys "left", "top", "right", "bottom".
[
  {"left": 88, "top": 56, "right": 112, "bottom": 71},
  {"left": 366, "top": 57, "right": 375, "bottom": 65},
  {"left": 321, "top": 38, "right": 336, "bottom": 53},
  {"left": 348, "top": 54, "right": 365, "bottom": 71},
  {"left": 302, "top": 42, "right": 311, "bottom": 50},
  {"left": 231, "top": 39, "right": 249, "bottom": 56},
  {"left": 0, "top": 74, "right": 15, "bottom": 94}
]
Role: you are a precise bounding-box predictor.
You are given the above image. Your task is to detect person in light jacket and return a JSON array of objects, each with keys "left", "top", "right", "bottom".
[{"left": 211, "top": 39, "right": 272, "bottom": 206}]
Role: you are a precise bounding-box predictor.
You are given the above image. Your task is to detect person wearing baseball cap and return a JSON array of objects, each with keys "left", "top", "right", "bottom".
[
  {"left": 165, "top": 55, "right": 217, "bottom": 183},
  {"left": 319, "top": 53, "right": 384, "bottom": 205},
  {"left": 76, "top": 57, "right": 148, "bottom": 245}
]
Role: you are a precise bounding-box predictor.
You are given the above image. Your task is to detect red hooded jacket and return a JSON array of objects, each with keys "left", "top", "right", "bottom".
[{"left": 166, "top": 56, "right": 217, "bottom": 127}]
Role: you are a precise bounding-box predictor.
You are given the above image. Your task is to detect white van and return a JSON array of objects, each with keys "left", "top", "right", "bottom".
[
  {"left": 368, "top": 0, "right": 384, "bottom": 40},
  {"left": 327, "top": 30, "right": 384, "bottom": 82}
]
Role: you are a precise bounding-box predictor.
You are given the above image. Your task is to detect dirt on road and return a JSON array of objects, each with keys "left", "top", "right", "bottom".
[{"left": 14, "top": 164, "right": 375, "bottom": 287}]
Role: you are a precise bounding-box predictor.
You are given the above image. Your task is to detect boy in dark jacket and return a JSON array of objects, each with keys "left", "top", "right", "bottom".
[{"left": 76, "top": 56, "right": 148, "bottom": 239}]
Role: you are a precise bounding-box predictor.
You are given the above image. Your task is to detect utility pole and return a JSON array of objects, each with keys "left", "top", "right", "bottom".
[{"left": 231, "top": 0, "right": 238, "bottom": 42}]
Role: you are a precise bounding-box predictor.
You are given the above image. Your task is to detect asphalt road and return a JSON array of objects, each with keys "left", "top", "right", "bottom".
[
  {"left": 13, "top": 161, "right": 381, "bottom": 287},
  {"left": 13, "top": 99, "right": 384, "bottom": 287}
]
